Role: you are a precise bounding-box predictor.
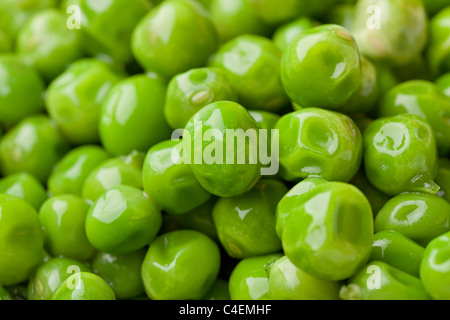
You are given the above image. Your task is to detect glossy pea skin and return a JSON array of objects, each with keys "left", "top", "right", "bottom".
[
  {"left": 183, "top": 101, "right": 262, "bottom": 198},
  {"left": 352, "top": 0, "right": 428, "bottom": 67},
  {"left": 132, "top": 0, "right": 218, "bottom": 79},
  {"left": 420, "top": 231, "right": 450, "bottom": 300},
  {"left": 51, "top": 272, "right": 115, "bottom": 300},
  {"left": 164, "top": 67, "right": 237, "bottom": 130},
  {"left": 141, "top": 230, "right": 221, "bottom": 300},
  {"left": 45, "top": 58, "right": 123, "bottom": 145},
  {"left": 281, "top": 24, "right": 362, "bottom": 110},
  {"left": 375, "top": 193, "right": 450, "bottom": 247},
  {"left": 100, "top": 74, "right": 171, "bottom": 156},
  {"left": 16, "top": 8, "right": 83, "bottom": 82},
  {"left": 363, "top": 114, "right": 440, "bottom": 196},
  {"left": 27, "top": 257, "right": 90, "bottom": 300},
  {"left": 0, "top": 55, "right": 45, "bottom": 126},
  {"left": 275, "top": 108, "right": 363, "bottom": 182},
  {"left": 268, "top": 256, "right": 340, "bottom": 300},
  {"left": 427, "top": 7, "right": 450, "bottom": 76},
  {"left": 91, "top": 248, "right": 146, "bottom": 300},
  {"left": 0, "top": 115, "right": 70, "bottom": 184},
  {"left": 0, "top": 172, "right": 47, "bottom": 211},
  {"left": 48, "top": 145, "right": 110, "bottom": 197},
  {"left": 203, "top": 278, "right": 230, "bottom": 300},
  {"left": 228, "top": 253, "right": 282, "bottom": 300},
  {"left": 86, "top": 185, "right": 162, "bottom": 255},
  {"left": 0, "top": 194, "right": 44, "bottom": 286},
  {"left": 272, "top": 17, "right": 318, "bottom": 51},
  {"left": 281, "top": 182, "right": 374, "bottom": 281},
  {"left": 39, "top": 195, "right": 96, "bottom": 261},
  {"left": 370, "top": 230, "right": 424, "bottom": 277},
  {"left": 436, "top": 158, "right": 450, "bottom": 202},
  {"left": 339, "top": 261, "right": 430, "bottom": 300},
  {"left": 142, "top": 140, "right": 211, "bottom": 215},
  {"left": 81, "top": 152, "right": 144, "bottom": 202}
]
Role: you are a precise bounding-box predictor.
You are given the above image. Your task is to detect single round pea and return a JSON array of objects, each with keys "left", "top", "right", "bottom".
[
  {"left": 141, "top": 230, "right": 221, "bottom": 300},
  {"left": 375, "top": 193, "right": 450, "bottom": 247},
  {"left": 272, "top": 17, "right": 318, "bottom": 51},
  {"left": 51, "top": 272, "right": 115, "bottom": 300},
  {"left": 0, "top": 172, "right": 47, "bottom": 211},
  {"left": 436, "top": 158, "right": 450, "bottom": 202}
]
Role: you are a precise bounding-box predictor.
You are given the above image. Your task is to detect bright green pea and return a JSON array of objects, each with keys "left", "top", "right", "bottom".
[
  {"left": 276, "top": 108, "right": 363, "bottom": 182},
  {"left": 0, "top": 30, "right": 11, "bottom": 53},
  {"left": 375, "top": 193, "right": 450, "bottom": 247},
  {"left": 51, "top": 272, "right": 115, "bottom": 300},
  {"left": 48, "top": 145, "right": 110, "bottom": 197},
  {"left": 45, "top": 58, "right": 123, "bottom": 145},
  {"left": 436, "top": 72, "right": 450, "bottom": 97},
  {"left": 203, "top": 278, "right": 230, "bottom": 300},
  {"left": 27, "top": 257, "right": 90, "bottom": 300},
  {"left": 272, "top": 17, "right": 318, "bottom": 51},
  {"left": 39, "top": 195, "right": 96, "bottom": 261},
  {"left": 228, "top": 253, "right": 282, "bottom": 300},
  {"left": 436, "top": 158, "right": 450, "bottom": 202},
  {"left": 141, "top": 230, "right": 221, "bottom": 300},
  {"left": 248, "top": 0, "right": 303, "bottom": 27},
  {"left": 420, "top": 231, "right": 450, "bottom": 300},
  {"left": 132, "top": 0, "right": 218, "bottom": 79},
  {"left": 0, "top": 194, "right": 44, "bottom": 286},
  {"left": 81, "top": 151, "right": 144, "bottom": 202},
  {"left": 0, "top": 115, "right": 70, "bottom": 184},
  {"left": 340, "top": 261, "right": 430, "bottom": 300},
  {"left": 213, "top": 179, "right": 287, "bottom": 259},
  {"left": 268, "top": 256, "right": 340, "bottom": 300},
  {"left": 370, "top": 230, "right": 424, "bottom": 277},
  {"left": 352, "top": 0, "right": 428, "bottom": 67},
  {"left": 0, "top": 172, "right": 47, "bottom": 211},
  {"left": 281, "top": 25, "right": 362, "bottom": 110},
  {"left": 427, "top": 7, "right": 450, "bottom": 76},
  {"left": 86, "top": 185, "right": 162, "bottom": 255},
  {"left": 91, "top": 248, "right": 146, "bottom": 300},
  {"left": 164, "top": 67, "right": 237, "bottom": 130},
  {"left": 0, "top": 55, "right": 45, "bottom": 126},
  {"left": 363, "top": 114, "right": 440, "bottom": 196},
  {"left": 209, "top": 35, "right": 289, "bottom": 112}
]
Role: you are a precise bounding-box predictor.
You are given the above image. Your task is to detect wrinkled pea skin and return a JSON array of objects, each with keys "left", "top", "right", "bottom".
[
  {"left": 51, "top": 272, "right": 115, "bottom": 300},
  {"left": 436, "top": 158, "right": 450, "bottom": 202},
  {"left": 272, "top": 17, "right": 318, "bottom": 51}
]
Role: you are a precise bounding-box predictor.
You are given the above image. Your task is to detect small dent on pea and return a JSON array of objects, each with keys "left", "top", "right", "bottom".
[{"left": 190, "top": 90, "right": 213, "bottom": 107}]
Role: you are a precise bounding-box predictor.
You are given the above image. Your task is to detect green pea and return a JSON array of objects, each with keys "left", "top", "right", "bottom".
[
  {"left": 268, "top": 256, "right": 340, "bottom": 300},
  {"left": 86, "top": 185, "right": 162, "bottom": 255},
  {"left": 325, "top": 4, "right": 355, "bottom": 30},
  {"left": 45, "top": 58, "right": 123, "bottom": 145},
  {"left": 339, "top": 261, "right": 430, "bottom": 300},
  {"left": 427, "top": 7, "right": 450, "bottom": 76},
  {"left": 391, "top": 55, "right": 432, "bottom": 82},
  {"left": 0, "top": 286, "right": 13, "bottom": 300},
  {"left": 375, "top": 193, "right": 450, "bottom": 247},
  {"left": 363, "top": 114, "right": 440, "bottom": 196},
  {"left": 0, "top": 55, "right": 45, "bottom": 126},
  {"left": 164, "top": 67, "right": 237, "bottom": 130},
  {"left": 276, "top": 108, "right": 363, "bottom": 182},
  {"left": 141, "top": 230, "right": 221, "bottom": 300},
  {"left": 436, "top": 158, "right": 450, "bottom": 202},
  {"left": 27, "top": 257, "right": 90, "bottom": 300},
  {"left": 422, "top": 0, "right": 450, "bottom": 16},
  {"left": 0, "top": 172, "right": 48, "bottom": 211},
  {"left": 0, "top": 115, "right": 70, "bottom": 183},
  {"left": 375, "top": 64, "right": 400, "bottom": 96},
  {"left": 249, "top": 110, "right": 280, "bottom": 131},
  {"left": 248, "top": 0, "right": 303, "bottom": 27},
  {"left": 0, "top": 194, "right": 44, "bottom": 286},
  {"left": 436, "top": 72, "right": 450, "bottom": 97},
  {"left": 0, "top": 30, "right": 11, "bottom": 53},
  {"left": 48, "top": 145, "right": 110, "bottom": 197},
  {"left": 203, "top": 278, "right": 230, "bottom": 300},
  {"left": 420, "top": 231, "right": 450, "bottom": 300},
  {"left": 91, "top": 248, "right": 146, "bottom": 300},
  {"left": 272, "top": 17, "right": 318, "bottom": 51},
  {"left": 51, "top": 272, "right": 115, "bottom": 300},
  {"left": 281, "top": 25, "right": 362, "bottom": 110}
]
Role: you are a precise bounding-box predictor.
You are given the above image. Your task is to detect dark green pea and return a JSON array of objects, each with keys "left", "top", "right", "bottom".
[
  {"left": 213, "top": 179, "right": 287, "bottom": 259},
  {"left": 85, "top": 185, "right": 162, "bottom": 255},
  {"left": 390, "top": 55, "right": 432, "bottom": 82},
  {"left": 436, "top": 158, "right": 450, "bottom": 202},
  {"left": 0, "top": 55, "right": 45, "bottom": 126},
  {"left": 142, "top": 140, "right": 211, "bottom": 215},
  {"left": 0, "top": 286, "right": 13, "bottom": 300},
  {"left": 91, "top": 248, "right": 146, "bottom": 300},
  {"left": 325, "top": 3, "right": 354, "bottom": 30},
  {"left": 420, "top": 231, "right": 450, "bottom": 300},
  {"left": 51, "top": 272, "right": 115, "bottom": 300},
  {"left": 45, "top": 58, "right": 123, "bottom": 145},
  {"left": 0, "top": 172, "right": 47, "bottom": 211},
  {"left": 268, "top": 256, "right": 340, "bottom": 300},
  {"left": 351, "top": 114, "right": 373, "bottom": 134},
  {"left": 427, "top": 7, "right": 450, "bottom": 76},
  {"left": 141, "top": 230, "right": 221, "bottom": 300},
  {"left": 363, "top": 114, "right": 440, "bottom": 196},
  {"left": 132, "top": 0, "right": 218, "bottom": 79},
  {"left": 422, "top": 0, "right": 450, "bottom": 16},
  {"left": 370, "top": 230, "right": 424, "bottom": 277},
  {"left": 0, "top": 115, "right": 70, "bottom": 184},
  {"left": 375, "top": 64, "right": 400, "bottom": 96},
  {"left": 249, "top": 110, "right": 280, "bottom": 131},
  {"left": 48, "top": 145, "right": 110, "bottom": 197},
  {"left": 375, "top": 193, "right": 450, "bottom": 247},
  {"left": 27, "top": 257, "right": 90, "bottom": 300},
  {"left": 272, "top": 17, "right": 318, "bottom": 51},
  {"left": 100, "top": 74, "right": 171, "bottom": 156},
  {"left": 203, "top": 278, "right": 230, "bottom": 300},
  {"left": 210, "top": 35, "right": 289, "bottom": 112},
  {"left": 339, "top": 261, "right": 430, "bottom": 300},
  {"left": 164, "top": 67, "right": 237, "bottom": 129}
]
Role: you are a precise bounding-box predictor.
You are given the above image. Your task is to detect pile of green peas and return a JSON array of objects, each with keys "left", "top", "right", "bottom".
[{"left": 0, "top": 0, "right": 450, "bottom": 301}]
